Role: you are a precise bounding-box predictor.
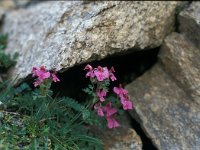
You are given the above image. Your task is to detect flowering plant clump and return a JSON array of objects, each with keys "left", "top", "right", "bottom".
[
  {"left": 32, "top": 66, "right": 60, "bottom": 87},
  {"left": 84, "top": 64, "right": 133, "bottom": 129}
]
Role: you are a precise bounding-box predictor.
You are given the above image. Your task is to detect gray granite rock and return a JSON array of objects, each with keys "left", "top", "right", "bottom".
[
  {"left": 0, "top": 0, "right": 16, "bottom": 10},
  {"left": 159, "top": 33, "right": 200, "bottom": 104},
  {"left": 91, "top": 127, "right": 142, "bottom": 150},
  {"left": 127, "top": 64, "right": 200, "bottom": 150},
  {"left": 126, "top": 32, "right": 200, "bottom": 150},
  {"left": 2, "top": 1, "right": 179, "bottom": 81},
  {"left": 179, "top": 2, "right": 200, "bottom": 49}
]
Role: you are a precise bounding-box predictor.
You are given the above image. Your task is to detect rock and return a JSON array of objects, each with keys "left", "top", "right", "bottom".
[
  {"left": 0, "top": 0, "right": 16, "bottom": 10},
  {"left": 90, "top": 112, "right": 142, "bottom": 150},
  {"left": 126, "top": 32, "right": 200, "bottom": 149},
  {"left": 159, "top": 33, "right": 200, "bottom": 104},
  {"left": 12, "top": 0, "right": 31, "bottom": 8},
  {"left": 91, "top": 127, "right": 142, "bottom": 150},
  {"left": 0, "top": 9, "right": 4, "bottom": 22},
  {"left": 126, "top": 65, "right": 200, "bottom": 150},
  {"left": 2, "top": 1, "right": 180, "bottom": 81},
  {"left": 179, "top": 2, "right": 200, "bottom": 49}
]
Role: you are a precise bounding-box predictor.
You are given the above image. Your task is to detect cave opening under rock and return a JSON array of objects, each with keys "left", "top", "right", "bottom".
[{"left": 51, "top": 48, "right": 159, "bottom": 99}]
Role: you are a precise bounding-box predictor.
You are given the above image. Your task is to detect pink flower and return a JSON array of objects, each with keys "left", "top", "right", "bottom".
[
  {"left": 109, "top": 66, "right": 117, "bottom": 81},
  {"left": 33, "top": 80, "right": 42, "bottom": 87},
  {"left": 32, "top": 66, "right": 51, "bottom": 87},
  {"left": 36, "top": 66, "right": 50, "bottom": 81},
  {"left": 102, "top": 102, "right": 120, "bottom": 128},
  {"left": 84, "top": 64, "right": 95, "bottom": 78},
  {"left": 113, "top": 84, "right": 133, "bottom": 110},
  {"left": 52, "top": 73, "right": 60, "bottom": 82},
  {"left": 113, "top": 84, "right": 128, "bottom": 97},
  {"left": 32, "top": 67, "right": 38, "bottom": 77},
  {"left": 106, "top": 116, "right": 120, "bottom": 129},
  {"left": 32, "top": 66, "right": 60, "bottom": 87},
  {"left": 94, "top": 66, "right": 109, "bottom": 81},
  {"left": 94, "top": 102, "right": 104, "bottom": 117},
  {"left": 97, "top": 108, "right": 104, "bottom": 116},
  {"left": 102, "top": 102, "right": 118, "bottom": 117},
  {"left": 97, "top": 89, "right": 107, "bottom": 102},
  {"left": 120, "top": 96, "right": 133, "bottom": 110},
  {"left": 52, "top": 69, "right": 60, "bottom": 82}
]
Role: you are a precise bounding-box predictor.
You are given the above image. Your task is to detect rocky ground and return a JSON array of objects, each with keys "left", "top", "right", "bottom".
[{"left": 0, "top": 1, "right": 199, "bottom": 149}]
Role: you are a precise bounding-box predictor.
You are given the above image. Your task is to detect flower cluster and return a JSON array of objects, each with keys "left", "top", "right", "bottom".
[
  {"left": 84, "top": 64, "right": 133, "bottom": 129},
  {"left": 113, "top": 84, "right": 133, "bottom": 110},
  {"left": 84, "top": 64, "right": 116, "bottom": 82},
  {"left": 32, "top": 66, "right": 60, "bottom": 87}
]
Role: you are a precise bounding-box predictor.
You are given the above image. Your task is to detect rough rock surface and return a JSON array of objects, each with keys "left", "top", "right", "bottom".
[
  {"left": 92, "top": 114, "right": 142, "bottom": 150},
  {"left": 98, "top": 127, "right": 142, "bottom": 150},
  {"left": 90, "top": 113, "right": 142, "bottom": 150},
  {"left": 2, "top": 1, "right": 179, "bottom": 80},
  {"left": 0, "top": 0, "right": 16, "bottom": 10},
  {"left": 179, "top": 2, "right": 200, "bottom": 49},
  {"left": 159, "top": 33, "right": 200, "bottom": 104},
  {"left": 126, "top": 32, "right": 200, "bottom": 150},
  {"left": 0, "top": 9, "right": 4, "bottom": 22}
]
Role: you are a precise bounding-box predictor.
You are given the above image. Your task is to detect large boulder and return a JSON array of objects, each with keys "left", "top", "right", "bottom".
[
  {"left": 126, "top": 32, "right": 200, "bottom": 150},
  {"left": 2, "top": 1, "right": 179, "bottom": 80},
  {"left": 159, "top": 33, "right": 200, "bottom": 104},
  {"left": 179, "top": 2, "right": 200, "bottom": 49}
]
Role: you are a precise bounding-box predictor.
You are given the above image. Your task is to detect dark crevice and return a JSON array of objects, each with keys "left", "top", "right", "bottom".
[
  {"left": 175, "top": 1, "right": 192, "bottom": 33},
  {"left": 127, "top": 112, "right": 158, "bottom": 150},
  {"left": 51, "top": 48, "right": 159, "bottom": 100}
]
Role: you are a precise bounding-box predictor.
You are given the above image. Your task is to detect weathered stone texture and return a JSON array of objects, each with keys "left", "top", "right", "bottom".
[
  {"left": 0, "top": 9, "right": 4, "bottom": 22},
  {"left": 126, "top": 31, "right": 200, "bottom": 149},
  {"left": 179, "top": 2, "right": 200, "bottom": 49},
  {"left": 159, "top": 33, "right": 200, "bottom": 104},
  {"left": 126, "top": 63, "right": 200, "bottom": 150},
  {"left": 92, "top": 127, "right": 142, "bottom": 150},
  {"left": 2, "top": 1, "right": 179, "bottom": 80},
  {"left": 126, "top": 3, "right": 200, "bottom": 149}
]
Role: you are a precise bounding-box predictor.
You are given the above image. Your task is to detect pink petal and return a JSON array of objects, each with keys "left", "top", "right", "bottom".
[
  {"left": 52, "top": 74, "right": 60, "bottom": 82},
  {"left": 32, "top": 67, "right": 38, "bottom": 77},
  {"left": 102, "top": 67, "right": 109, "bottom": 79},
  {"left": 106, "top": 117, "right": 120, "bottom": 129},
  {"left": 106, "top": 107, "right": 117, "bottom": 117},
  {"left": 120, "top": 96, "right": 133, "bottom": 110},
  {"left": 97, "top": 108, "right": 104, "bottom": 116},
  {"left": 84, "top": 64, "right": 93, "bottom": 71},
  {"left": 110, "top": 73, "right": 117, "bottom": 81},
  {"left": 122, "top": 100, "right": 133, "bottom": 110},
  {"left": 37, "top": 71, "right": 50, "bottom": 81},
  {"left": 102, "top": 102, "right": 112, "bottom": 112},
  {"left": 102, "top": 102, "right": 117, "bottom": 117},
  {"left": 113, "top": 87, "right": 120, "bottom": 95},
  {"left": 86, "top": 70, "right": 95, "bottom": 78},
  {"left": 97, "top": 89, "right": 107, "bottom": 102},
  {"left": 94, "top": 102, "right": 101, "bottom": 110},
  {"left": 113, "top": 85, "right": 128, "bottom": 97},
  {"left": 94, "top": 70, "right": 104, "bottom": 81},
  {"left": 94, "top": 66, "right": 109, "bottom": 81},
  {"left": 84, "top": 64, "right": 95, "bottom": 78},
  {"left": 33, "top": 80, "right": 42, "bottom": 87}
]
